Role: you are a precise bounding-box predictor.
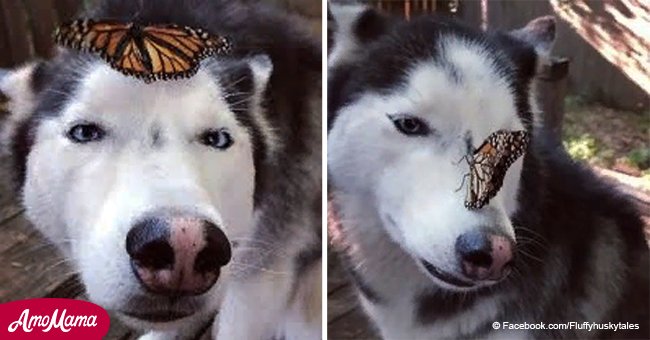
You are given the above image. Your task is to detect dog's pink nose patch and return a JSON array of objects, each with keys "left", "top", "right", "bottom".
[
  {"left": 168, "top": 217, "right": 212, "bottom": 292},
  {"left": 487, "top": 234, "right": 514, "bottom": 280}
]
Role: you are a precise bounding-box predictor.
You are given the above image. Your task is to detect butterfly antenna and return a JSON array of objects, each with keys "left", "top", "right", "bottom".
[{"left": 131, "top": 0, "right": 144, "bottom": 21}]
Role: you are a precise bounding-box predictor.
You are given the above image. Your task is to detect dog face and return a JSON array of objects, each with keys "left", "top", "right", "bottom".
[
  {"left": 329, "top": 7, "right": 555, "bottom": 291},
  {"left": 1, "top": 55, "right": 273, "bottom": 329}
]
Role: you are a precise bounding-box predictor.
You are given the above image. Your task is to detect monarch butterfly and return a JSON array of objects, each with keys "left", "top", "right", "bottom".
[
  {"left": 459, "top": 130, "right": 530, "bottom": 210},
  {"left": 54, "top": 19, "right": 232, "bottom": 83}
]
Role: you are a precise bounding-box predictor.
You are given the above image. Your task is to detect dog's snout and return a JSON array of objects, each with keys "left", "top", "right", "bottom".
[
  {"left": 456, "top": 230, "right": 514, "bottom": 281},
  {"left": 126, "top": 216, "right": 231, "bottom": 296}
]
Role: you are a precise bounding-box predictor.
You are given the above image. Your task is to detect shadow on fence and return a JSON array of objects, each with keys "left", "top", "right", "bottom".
[{"left": 0, "top": 0, "right": 88, "bottom": 68}]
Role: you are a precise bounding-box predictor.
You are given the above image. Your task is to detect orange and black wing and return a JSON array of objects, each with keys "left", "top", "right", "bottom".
[
  {"left": 54, "top": 20, "right": 231, "bottom": 82},
  {"left": 55, "top": 19, "right": 150, "bottom": 79},
  {"left": 135, "top": 24, "right": 232, "bottom": 81},
  {"left": 464, "top": 130, "right": 529, "bottom": 209},
  {"left": 465, "top": 156, "right": 493, "bottom": 209},
  {"left": 54, "top": 19, "right": 131, "bottom": 64}
]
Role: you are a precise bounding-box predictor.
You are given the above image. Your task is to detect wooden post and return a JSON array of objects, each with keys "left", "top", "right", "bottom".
[
  {"left": 53, "top": 0, "right": 83, "bottom": 23},
  {"left": 536, "top": 57, "right": 570, "bottom": 141},
  {"left": 0, "top": 2, "right": 11, "bottom": 67},
  {"left": 24, "top": 0, "right": 57, "bottom": 59},
  {"left": 404, "top": 0, "right": 411, "bottom": 20},
  {"left": 456, "top": 0, "right": 481, "bottom": 25},
  {"left": 0, "top": 0, "right": 31, "bottom": 66}
]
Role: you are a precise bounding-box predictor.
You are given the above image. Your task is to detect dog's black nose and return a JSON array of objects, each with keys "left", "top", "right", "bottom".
[
  {"left": 126, "top": 218, "right": 174, "bottom": 270},
  {"left": 194, "top": 222, "right": 232, "bottom": 273},
  {"left": 126, "top": 216, "right": 231, "bottom": 296},
  {"left": 456, "top": 230, "right": 513, "bottom": 281}
]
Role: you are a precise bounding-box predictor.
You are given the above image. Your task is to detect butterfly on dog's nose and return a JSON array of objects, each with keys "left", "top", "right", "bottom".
[{"left": 457, "top": 130, "right": 530, "bottom": 210}]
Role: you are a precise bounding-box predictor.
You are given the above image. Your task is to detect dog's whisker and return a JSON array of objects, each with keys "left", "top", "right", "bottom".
[
  {"left": 228, "top": 262, "right": 290, "bottom": 276},
  {"left": 514, "top": 225, "right": 548, "bottom": 243},
  {"left": 233, "top": 247, "right": 292, "bottom": 259},
  {"left": 515, "top": 236, "right": 548, "bottom": 250},
  {"left": 517, "top": 249, "right": 544, "bottom": 264},
  {"left": 229, "top": 237, "right": 286, "bottom": 248}
]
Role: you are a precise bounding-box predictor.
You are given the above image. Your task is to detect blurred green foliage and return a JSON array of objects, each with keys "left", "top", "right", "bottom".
[
  {"left": 562, "top": 96, "right": 650, "bottom": 179},
  {"left": 563, "top": 133, "right": 598, "bottom": 161}
]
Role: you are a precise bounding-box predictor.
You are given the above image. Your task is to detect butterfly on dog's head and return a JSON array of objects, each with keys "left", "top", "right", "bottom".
[
  {"left": 457, "top": 129, "right": 530, "bottom": 210},
  {"left": 54, "top": 19, "right": 232, "bottom": 83}
]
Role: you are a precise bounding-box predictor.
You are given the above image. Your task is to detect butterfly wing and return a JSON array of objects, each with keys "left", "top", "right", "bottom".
[
  {"left": 138, "top": 24, "right": 232, "bottom": 81},
  {"left": 465, "top": 159, "right": 487, "bottom": 209},
  {"left": 111, "top": 38, "right": 151, "bottom": 79},
  {"left": 55, "top": 19, "right": 149, "bottom": 79},
  {"left": 465, "top": 141, "right": 497, "bottom": 209},
  {"left": 494, "top": 130, "right": 530, "bottom": 171},
  {"left": 55, "top": 20, "right": 232, "bottom": 82},
  {"left": 465, "top": 130, "right": 529, "bottom": 209},
  {"left": 54, "top": 19, "right": 130, "bottom": 63}
]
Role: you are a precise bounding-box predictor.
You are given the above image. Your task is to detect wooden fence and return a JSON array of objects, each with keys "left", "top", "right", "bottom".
[
  {"left": 371, "top": 0, "right": 439, "bottom": 19},
  {"left": 0, "top": 0, "right": 321, "bottom": 68},
  {"left": 365, "top": 0, "right": 648, "bottom": 112},
  {"left": 366, "top": 0, "right": 460, "bottom": 18},
  {"left": 0, "top": 0, "right": 88, "bottom": 68}
]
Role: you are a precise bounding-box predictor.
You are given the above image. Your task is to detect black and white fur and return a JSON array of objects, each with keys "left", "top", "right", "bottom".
[
  {"left": 0, "top": 0, "right": 321, "bottom": 339},
  {"left": 328, "top": 4, "right": 649, "bottom": 339}
]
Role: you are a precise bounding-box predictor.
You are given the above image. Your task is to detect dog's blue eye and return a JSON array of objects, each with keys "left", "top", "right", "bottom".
[
  {"left": 388, "top": 114, "right": 431, "bottom": 136},
  {"left": 67, "top": 123, "right": 105, "bottom": 143},
  {"left": 200, "top": 129, "right": 234, "bottom": 150}
]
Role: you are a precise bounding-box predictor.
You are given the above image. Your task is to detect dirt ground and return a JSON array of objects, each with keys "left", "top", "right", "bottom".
[{"left": 562, "top": 97, "right": 650, "bottom": 191}]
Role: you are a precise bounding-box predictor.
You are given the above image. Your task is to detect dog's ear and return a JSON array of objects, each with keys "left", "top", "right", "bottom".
[
  {"left": 247, "top": 54, "right": 273, "bottom": 95},
  {"left": 214, "top": 54, "right": 273, "bottom": 111},
  {"left": 490, "top": 16, "right": 556, "bottom": 81},
  {"left": 328, "top": 3, "right": 392, "bottom": 68},
  {"left": 0, "top": 62, "right": 47, "bottom": 156},
  {"left": 510, "top": 16, "right": 556, "bottom": 59}
]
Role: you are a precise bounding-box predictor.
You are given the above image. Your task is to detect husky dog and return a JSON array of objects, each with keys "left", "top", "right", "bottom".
[
  {"left": 328, "top": 4, "right": 649, "bottom": 339},
  {"left": 0, "top": 0, "right": 321, "bottom": 339}
]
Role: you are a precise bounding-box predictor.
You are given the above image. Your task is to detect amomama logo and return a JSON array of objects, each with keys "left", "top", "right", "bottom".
[{"left": 0, "top": 298, "right": 110, "bottom": 339}]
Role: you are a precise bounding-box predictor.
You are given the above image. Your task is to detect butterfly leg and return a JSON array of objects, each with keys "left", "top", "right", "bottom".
[
  {"left": 453, "top": 154, "right": 470, "bottom": 166},
  {"left": 455, "top": 172, "right": 469, "bottom": 192}
]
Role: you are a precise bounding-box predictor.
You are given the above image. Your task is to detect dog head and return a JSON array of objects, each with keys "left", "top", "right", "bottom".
[
  {"left": 329, "top": 5, "right": 555, "bottom": 291},
  {"left": 1, "top": 49, "right": 274, "bottom": 328}
]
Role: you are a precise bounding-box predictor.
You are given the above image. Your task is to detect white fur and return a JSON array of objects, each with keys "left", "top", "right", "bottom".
[
  {"left": 214, "top": 212, "right": 322, "bottom": 340},
  {"left": 245, "top": 55, "right": 282, "bottom": 158},
  {"left": 212, "top": 272, "right": 321, "bottom": 340}
]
